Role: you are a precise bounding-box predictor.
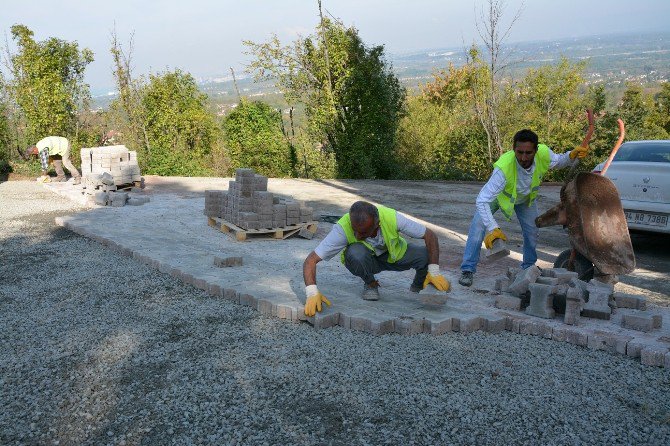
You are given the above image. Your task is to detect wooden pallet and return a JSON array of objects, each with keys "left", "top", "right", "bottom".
[{"left": 207, "top": 216, "right": 318, "bottom": 241}]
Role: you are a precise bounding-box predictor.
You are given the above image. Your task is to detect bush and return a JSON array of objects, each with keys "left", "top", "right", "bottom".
[{"left": 222, "top": 100, "right": 293, "bottom": 177}]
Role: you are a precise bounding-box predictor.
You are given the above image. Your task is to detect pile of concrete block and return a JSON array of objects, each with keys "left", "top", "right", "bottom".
[
  {"left": 493, "top": 267, "right": 662, "bottom": 330},
  {"left": 81, "top": 145, "right": 143, "bottom": 188},
  {"left": 79, "top": 145, "right": 148, "bottom": 207},
  {"left": 204, "top": 168, "right": 314, "bottom": 230}
]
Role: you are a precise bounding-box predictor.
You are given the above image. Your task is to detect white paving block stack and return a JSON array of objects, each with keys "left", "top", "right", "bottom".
[
  {"left": 80, "top": 145, "right": 147, "bottom": 207},
  {"left": 81, "top": 145, "right": 142, "bottom": 187},
  {"left": 205, "top": 167, "right": 314, "bottom": 230}
]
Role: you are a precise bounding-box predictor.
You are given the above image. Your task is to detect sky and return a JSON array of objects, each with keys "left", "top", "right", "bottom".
[{"left": 1, "top": 0, "right": 669, "bottom": 93}]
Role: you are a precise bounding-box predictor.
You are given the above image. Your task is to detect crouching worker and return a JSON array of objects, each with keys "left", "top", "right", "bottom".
[
  {"left": 26, "top": 136, "right": 81, "bottom": 184},
  {"left": 302, "top": 201, "right": 450, "bottom": 316}
]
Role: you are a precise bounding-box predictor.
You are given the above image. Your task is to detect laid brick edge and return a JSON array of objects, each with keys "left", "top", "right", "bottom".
[{"left": 55, "top": 216, "right": 670, "bottom": 368}]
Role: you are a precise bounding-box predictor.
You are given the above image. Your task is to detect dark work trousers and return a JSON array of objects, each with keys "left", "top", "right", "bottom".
[{"left": 343, "top": 242, "right": 429, "bottom": 288}]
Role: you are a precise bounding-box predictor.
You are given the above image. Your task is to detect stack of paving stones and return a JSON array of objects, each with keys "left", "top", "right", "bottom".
[
  {"left": 80, "top": 146, "right": 148, "bottom": 207},
  {"left": 204, "top": 168, "right": 314, "bottom": 230},
  {"left": 493, "top": 266, "right": 662, "bottom": 330}
]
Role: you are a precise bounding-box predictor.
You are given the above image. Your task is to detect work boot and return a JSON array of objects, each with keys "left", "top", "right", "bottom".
[
  {"left": 54, "top": 175, "right": 67, "bottom": 182},
  {"left": 72, "top": 176, "right": 81, "bottom": 185},
  {"left": 362, "top": 280, "right": 380, "bottom": 301},
  {"left": 458, "top": 271, "right": 474, "bottom": 287},
  {"left": 410, "top": 284, "right": 422, "bottom": 293}
]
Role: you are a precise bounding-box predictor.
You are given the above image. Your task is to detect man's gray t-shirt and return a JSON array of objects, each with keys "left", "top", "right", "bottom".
[{"left": 314, "top": 212, "right": 426, "bottom": 261}]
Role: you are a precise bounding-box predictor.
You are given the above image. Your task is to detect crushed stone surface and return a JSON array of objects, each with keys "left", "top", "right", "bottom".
[{"left": 1, "top": 180, "right": 669, "bottom": 445}]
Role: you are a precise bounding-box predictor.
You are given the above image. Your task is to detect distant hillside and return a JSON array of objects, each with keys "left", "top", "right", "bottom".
[{"left": 92, "top": 31, "right": 670, "bottom": 111}]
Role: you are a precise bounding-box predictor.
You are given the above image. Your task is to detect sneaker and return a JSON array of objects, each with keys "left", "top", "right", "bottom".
[
  {"left": 72, "top": 177, "right": 81, "bottom": 185},
  {"left": 458, "top": 271, "right": 474, "bottom": 287},
  {"left": 362, "top": 281, "right": 380, "bottom": 301},
  {"left": 409, "top": 284, "right": 422, "bottom": 293}
]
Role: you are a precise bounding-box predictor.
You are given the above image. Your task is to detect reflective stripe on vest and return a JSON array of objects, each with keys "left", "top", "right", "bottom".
[
  {"left": 337, "top": 205, "right": 408, "bottom": 264},
  {"left": 493, "top": 144, "right": 551, "bottom": 220}
]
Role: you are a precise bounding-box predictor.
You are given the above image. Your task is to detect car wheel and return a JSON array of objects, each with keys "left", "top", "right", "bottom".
[{"left": 553, "top": 249, "right": 594, "bottom": 282}]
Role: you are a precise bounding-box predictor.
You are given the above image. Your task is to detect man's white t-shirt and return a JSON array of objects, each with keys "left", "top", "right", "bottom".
[{"left": 314, "top": 212, "right": 426, "bottom": 261}]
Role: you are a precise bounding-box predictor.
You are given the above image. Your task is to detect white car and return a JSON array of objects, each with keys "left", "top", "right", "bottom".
[{"left": 593, "top": 140, "right": 670, "bottom": 234}]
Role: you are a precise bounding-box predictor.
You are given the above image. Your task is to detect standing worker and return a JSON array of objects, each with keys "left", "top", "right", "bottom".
[
  {"left": 302, "top": 200, "right": 451, "bottom": 317},
  {"left": 26, "top": 136, "right": 81, "bottom": 184},
  {"left": 458, "top": 129, "right": 588, "bottom": 287}
]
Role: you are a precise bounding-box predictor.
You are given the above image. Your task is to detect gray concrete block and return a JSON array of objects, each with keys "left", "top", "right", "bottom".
[
  {"left": 564, "top": 287, "right": 584, "bottom": 325},
  {"left": 395, "top": 316, "right": 425, "bottom": 335},
  {"left": 483, "top": 316, "right": 506, "bottom": 333},
  {"left": 536, "top": 276, "right": 559, "bottom": 286},
  {"left": 622, "top": 313, "right": 662, "bottom": 332},
  {"left": 427, "top": 316, "right": 453, "bottom": 335},
  {"left": 93, "top": 191, "right": 108, "bottom": 206},
  {"left": 526, "top": 283, "right": 556, "bottom": 319},
  {"left": 508, "top": 266, "right": 541, "bottom": 296},
  {"left": 564, "top": 328, "right": 589, "bottom": 347},
  {"left": 506, "top": 267, "right": 521, "bottom": 280},
  {"left": 641, "top": 346, "right": 669, "bottom": 367},
  {"left": 494, "top": 277, "right": 510, "bottom": 291},
  {"left": 588, "top": 331, "right": 632, "bottom": 354},
  {"left": 453, "top": 315, "right": 482, "bottom": 333},
  {"left": 583, "top": 280, "right": 613, "bottom": 320},
  {"left": 239, "top": 293, "right": 257, "bottom": 308},
  {"left": 613, "top": 292, "right": 647, "bottom": 310}
]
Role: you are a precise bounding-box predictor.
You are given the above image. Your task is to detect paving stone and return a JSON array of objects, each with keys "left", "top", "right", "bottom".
[
  {"left": 582, "top": 280, "right": 613, "bottom": 320},
  {"left": 453, "top": 315, "right": 482, "bottom": 333},
  {"left": 312, "top": 311, "right": 339, "bottom": 329},
  {"left": 563, "top": 327, "right": 589, "bottom": 347},
  {"left": 239, "top": 293, "right": 257, "bottom": 308},
  {"left": 551, "top": 326, "right": 568, "bottom": 342},
  {"left": 507, "top": 265, "right": 541, "bottom": 296},
  {"left": 622, "top": 312, "right": 661, "bottom": 332},
  {"left": 425, "top": 315, "right": 453, "bottom": 335},
  {"left": 495, "top": 294, "right": 521, "bottom": 311},
  {"left": 554, "top": 271, "right": 579, "bottom": 284},
  {"left": 613, "top": 292, "right": 647, "bottom": 310},
  {"left": 506, "top": 267, "right": 521, "bottom": 280},
  {"left": 256, "top": 299, "right": 275, "bottom": 316},
  {"left": 564, "top": 287, "right": 584, "bottom": 325},
  {"left": 519, "top": 319, "right": 541, "bottom": 336},
  {"left": 626, "top": 339, "right": 647, "bottom": 358},
  {"left": 494, "top": 277, "right": 510, "bottom": 291},
  {"left": 535, "top": 276, "right": 558, "bottom": 286},
  {"left": 349, "top": 314, "right": 372, "bottom": 333},
  {"left": 641, "top": 345, "right": 669, "bottom": 367},
  {"left": 482, "top": 316, "right": 506, "bottom": 333},
  {"left": 526, "top": 283, "right": 556, "bottom": 319},
  {"left": 536, "top": 321, "right": 554, "bottom": 339},
  {"left": 93, "top": 191, "right": 108, "bottom": 206},
  {"left": 587, "top": 331, "right": 632, "bottom": 354},
  {"left": 504, "top": 315, "right": 524, "bottom": 333},
  {"left": 395, "top": 316, "right": 425, "bottom": 335}
]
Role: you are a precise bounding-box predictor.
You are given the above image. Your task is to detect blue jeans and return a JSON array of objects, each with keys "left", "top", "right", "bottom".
[{"left": 460, "top": 200, "right": 539, "bottom": 273}]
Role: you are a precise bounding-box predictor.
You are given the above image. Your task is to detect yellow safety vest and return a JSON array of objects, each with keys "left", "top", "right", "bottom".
[
  {"left": 493, "top": 144, "right": 551, "bottom": 220},
  {"left": 337, "top": 205, "right": 408, "bottom": 264}
]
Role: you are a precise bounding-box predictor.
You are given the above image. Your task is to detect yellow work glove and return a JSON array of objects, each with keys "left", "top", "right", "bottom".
[
  {"left": 304, "top": 285, "right": 331, "bottom": 317},
  {"left": 37, "top": 175, "right": 51, "bottom": 183},
  {"left": 423, "top": 264, "right": 451, "bottom": 292},
  {"left": 484, "top": 228, "right": 507, "bottom": 250},
  {"left": 569, "top": 145, "right": 589, "bottom": 160}
]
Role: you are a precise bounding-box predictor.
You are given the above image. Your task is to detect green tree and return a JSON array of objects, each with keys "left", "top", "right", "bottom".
[
  {"left": 140, "top": 70, "right": 218, "bottom": 176},
  {"left": 244, "top": 17, "right": 405, "bottom": 178},
  {"left": 7, "top": 24, "right": 93, "bottom": 143},
  {"left": 618, "top": 83, "right": 668, "bottom": 141},
  {"left": 656, "top": 82, "right": 670, "bottom": 134},
  {"left": 222, "top": 100, "right": 293, "bottom": 177}
]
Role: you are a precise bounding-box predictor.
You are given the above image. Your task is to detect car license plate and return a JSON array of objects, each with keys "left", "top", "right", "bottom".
[{"left": 625, "top": 211, "right": 669, "bottom": 227}]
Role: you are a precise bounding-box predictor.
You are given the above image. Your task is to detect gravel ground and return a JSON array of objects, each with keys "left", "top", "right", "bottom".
[{"left": 1, "top": 180, "right": 669, "bottom": 446}]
